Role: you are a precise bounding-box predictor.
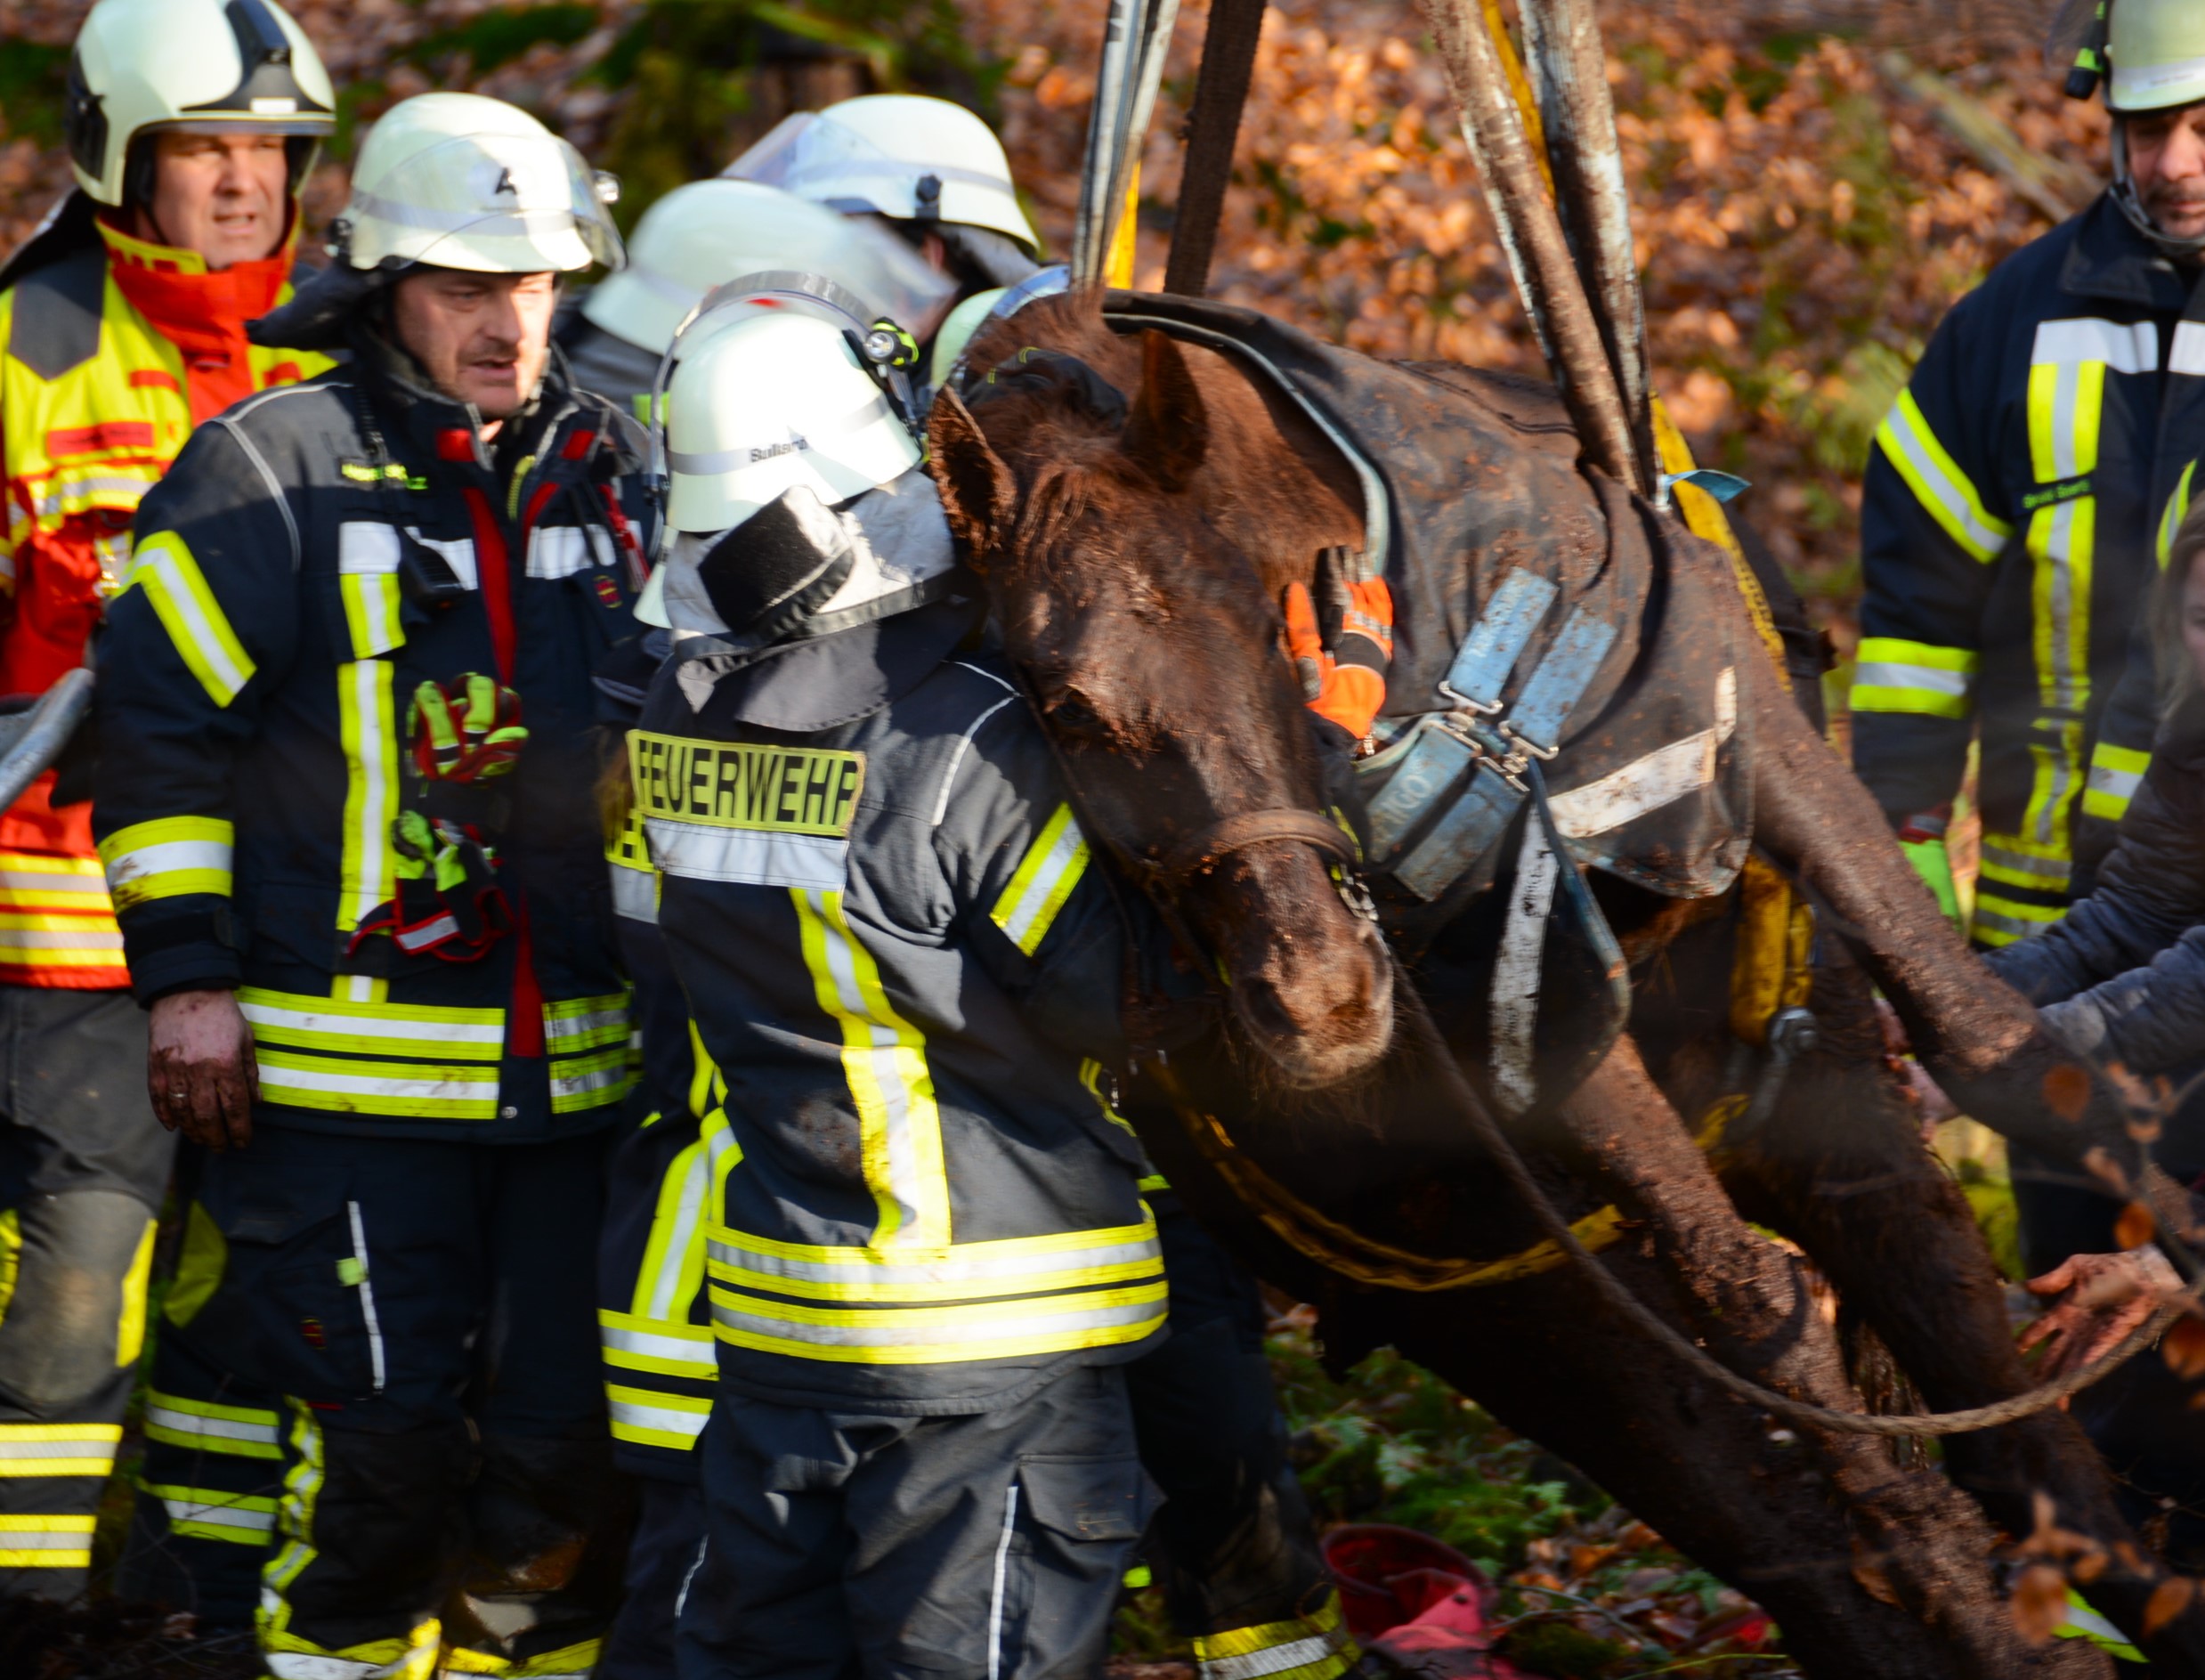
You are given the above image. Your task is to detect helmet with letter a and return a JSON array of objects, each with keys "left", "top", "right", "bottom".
[
  {"left": 647, "top": 304, "right": 957, "bottom": 657},
  {"left": 63, "top": 0, "right": 336, "bottom": 208}
]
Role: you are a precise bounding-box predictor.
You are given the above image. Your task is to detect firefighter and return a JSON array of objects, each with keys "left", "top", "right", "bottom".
[
  {"left": 0, "top": 0, "right": 335, "bottom": 1606},
  {"left": 722, "top": 94, "right": 1048, "bottom": 388},
  {"left": 91, "top": 93, "right": 648, "bottom": 1677},
  {"left": 631, "top": 300, "right": 1361, "bottom": 1678},
  {"left": 558, "top": 175, "right": 957, "bottom": 417},
  {"left": 1852, "top": 0, "right": 2205, "bottom": 1274}
]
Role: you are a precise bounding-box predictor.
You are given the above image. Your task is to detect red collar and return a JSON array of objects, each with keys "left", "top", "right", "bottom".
[{"left": 99, "top": 217, "right": 297, "bottom": 426}]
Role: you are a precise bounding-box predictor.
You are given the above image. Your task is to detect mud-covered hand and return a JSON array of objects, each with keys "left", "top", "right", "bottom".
[
  {"left": 2019, "top": 1248, "right": 2187, "bottom": 1380},
  {"left": 148, "top": 987, "right": 257, "bottom": 1151},
  {"left": 1283, "top": 576, "right": 1392, "bottom": 741},
  {"left": 409, "top": 674, "right": 527, "bottom": 783}
]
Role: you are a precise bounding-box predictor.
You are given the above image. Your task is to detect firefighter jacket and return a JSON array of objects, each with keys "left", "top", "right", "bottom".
[
  {"left": 1987, "top": 690, "right": 2205, "bottom": 1092},
  {"left": 635, "top": 597, "right": 1171, "bottom": 1414},
  {"left": 1853, "top": 195, "right": 2205, "bottom": 948},
  {"left": 91, "top": 331, "right": 650, "bottom": 1143},
  {"left": 0, "top": 216, "right": 328, "bottom": 988}
]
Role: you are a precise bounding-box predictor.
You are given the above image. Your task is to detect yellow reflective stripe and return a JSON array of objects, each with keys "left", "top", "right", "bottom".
[
  {"left": 2084, "top": 741, "right": 2152, "bottom": 821},
  {"left": 263, "top": 1402, "right": 326, "bottom": 1648},
  {"left": 0, "top": 1421, "right": 122, "bottom": 1476},
  {"left": 607, "top": 1383, "right": 711, "bottom": 1450},
  {"left": 2028, "top": 499, "right": 2096, "bottom": 718},
  {"left": 1849, "top": 637, "right": 1979, "bottom": 718},
  {"left": 339, "top": 571, "right": 404, "bottom": 661},
  {"left": 1972, "top": 890, "right": 2067, "bottom": 946},
  {"left": 687, "top": 1020, "right": 721, "bottom": 1122},
  {"left": 707, "top": 1213, "right": 1163, "bottom": 1304},
  {"left": 98, "top": 816, "right": 235, "bottom": 909},
  {"left": 253, "top": 1047, "right": 501, "bottom": 1121},
  {"left": 990, "top": 803, "right": 1090, "bottom": 954},
  {"left": 337, "top": 660, "right": 399, "bottom": 936},
  {"left": 599, "top": 1308, "right": 717, "bottom": 1378},
  {"left": 631, "top": 1118, "right": 738, "bottom": 1322},
  {"left": 710, "top": 1278, "right": 1167, "bottom": 1363},
  {"left": 1874, "top": 390, "right": 2011, "bottom": 561},
  {"left": 546, "top": 993, "right": 630, "bottom": 1052},
  {"left": 791, "top": 888, "right": 949, "bottom": 1247},
  {"left": 0, "top": 1514, "right": 96, "bottom": 1567},
  {"left": 2162, "top": 460, "right": 2199, "bottom": 567},
  {"left": 1978, "top": 837, "right": 2071, "bottom": 893},
  {"left": 140, "top": 1481, "right": 278, "bottom": 1544},
  {"left": 123, "top": 532, "right": 255, "bottom": 706},
  {"left": 239, "top": 986, "right": 507, "bottom": 1061},
  {"left": 1195, "top": 1591, "right": 1358, "bottom": 1680},
  {"left": 143, "top": 1391, "right": 281, "bottom": 1457},
  {"left": 549, "top": 1046, "right": 635, "bottom": 1113},
  {"left": 442, "top": 1638, "right": 604, "bottom": 1678},
  {"left": 1081, "top": 1057, "right": 1142, "bottom": 1140},
  {"left": 116, "top": 1214, "right": 155, "bottom": 1368}
]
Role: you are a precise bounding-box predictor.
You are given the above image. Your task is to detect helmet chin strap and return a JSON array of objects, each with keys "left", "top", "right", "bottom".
[{"left": 2112, "top": 118, "right": 2205, "bottom": 258}]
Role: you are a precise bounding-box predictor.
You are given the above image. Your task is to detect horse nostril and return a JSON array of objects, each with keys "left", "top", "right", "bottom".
[{"left": 1237, "top": 976, "right": 1300, "bottom": 1041}]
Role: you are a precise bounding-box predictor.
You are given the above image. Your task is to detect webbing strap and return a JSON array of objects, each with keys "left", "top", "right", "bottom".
[
  {"left": 1440, "top": 569, "right": 1557, "bottom": 710},
  {"left": 1508, "top": 605, "right": 1619, "bottom": 752}
]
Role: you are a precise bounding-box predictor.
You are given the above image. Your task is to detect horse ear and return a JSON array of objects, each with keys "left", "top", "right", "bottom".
[
  {"left": 1122, "top": 329, "right": 1207, "bottom": 491},
  {"left": 927, "top": 389, "right": 1017, "bottom": 570}
]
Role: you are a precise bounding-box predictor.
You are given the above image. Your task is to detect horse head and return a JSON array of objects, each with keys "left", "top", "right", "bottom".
[{"left": 929, "top": 301, "right": 1392, "bottom": 1091}]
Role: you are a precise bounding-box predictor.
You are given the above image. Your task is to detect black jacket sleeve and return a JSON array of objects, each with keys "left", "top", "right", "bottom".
[
  {"left": 93, "top": 416, "right": 302, "bottom": 1002},
  {"left": 1851, "top": 289, "right": 2014, "bottom": 821}
]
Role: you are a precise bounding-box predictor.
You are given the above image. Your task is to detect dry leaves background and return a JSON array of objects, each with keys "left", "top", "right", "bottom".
[{"left": 0, "top": 0, "right": 2104, "bottom": 641}]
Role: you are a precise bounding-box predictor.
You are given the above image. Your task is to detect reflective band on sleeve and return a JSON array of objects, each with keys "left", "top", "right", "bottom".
[
  {"left": 142, "top": 1482, "right": 279, "bottom": 1546},
  {"left": 98, "top": 816, "right": 235, "bottom": 909},
  {"left": 2084, "top": 742, "right": 2152, "bottom": 821},
  {"left": 122, "top": 532, "right": 255, "bottom": 706},
  {"left": 142, "top": 1392, "right": 281, "bottom": 1459},
  {"left": 1971, "top": 891, "right": 2067, "bottom": 947},
  {"left": 254, "top": 1047, "right": 501, "bottom": 1121},
  {"left": 239, "top": 988, "right": 507, "bottom": 1062},
  {"left": 607, "top": 1384, "right": 711, "bottom": 1450},
  {"left": 989, "top": 804, "right": 1090, "bottom": 955},
  {"left": 599, "top": 1309, "right": 717, "bottom": 1379},
  {"left": 546, "top": 994, "right": 631, "bottom": 1053},
  {"left": 1848, "top": 638, "right": 1980, "bottom": 719},
  {"left": 550, "top": 1047, "right": 634, "bottom": 1114},
  {"left": 1873, "top": 390, "right": 2012, "bottom": 562},
  {"left": 1978, "top": 838, "right": 2072, "bottom": 893},
  {"left": 0, "top": 1422, "right": 123, "bottom": 1477},
  {"left": 1193, "top": 1591, "right": 1355, "bottom": 1678},
  {"left": 791, "top": 888, "right": 950, "bottom": 1247},
  {"left": 707, "top": 1214, "right": 1163, "bottom": 1304},
  {"left": 0, "top": 1514, "right": 97, "bottom": 1567}
]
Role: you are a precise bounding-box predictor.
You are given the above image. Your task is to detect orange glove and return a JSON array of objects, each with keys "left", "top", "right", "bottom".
[{"left": 1283, "top": 575, "right": 1393, "bottom": 740}]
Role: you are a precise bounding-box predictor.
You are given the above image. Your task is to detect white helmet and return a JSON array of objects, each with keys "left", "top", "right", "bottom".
[
  {"left": 2106, "top": 0, "right": 2205, "bottom": 111},
  {"left": 725, "top": 94, "right": 1038, "bottom": 257},
  {"left": 664, "top": 308, "right": 920, "bottom": 534},
  {"left": 581, "top": 179, "right": 956, "bottom": 355},
  {"left": 65, "top": 0, "right": 336, "bottom": 208},
  {"left": 333, "top": 93, "right": 623, "bottom": 274}
]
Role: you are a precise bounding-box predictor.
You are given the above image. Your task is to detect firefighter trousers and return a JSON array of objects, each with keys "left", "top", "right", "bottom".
[
  {"left": 677, "top": 1361, "right": 1153, "bottom": 1680},
  {"left": 126, "top": 1124, "right": 630, "bottom": 1676},
  {"left": 0, "top": 986, "right": 169, "bottom": 1602}
]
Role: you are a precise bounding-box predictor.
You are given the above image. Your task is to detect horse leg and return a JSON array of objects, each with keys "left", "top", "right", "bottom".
[
  {"left": 1706, "top": 946, "right": 2205, "bottom": 1672},
  {"left": 1734, "top": 633, "right": 2173, "bottom": 1228},
  {"left": 1547, "top": 1030, "right": 2105, "bottom": 1678}
]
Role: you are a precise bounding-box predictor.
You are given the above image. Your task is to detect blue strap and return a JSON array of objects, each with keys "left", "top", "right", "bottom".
[
  {"left": 1441, "top": 570, "right": 1557, "bottom": 711},
  {"left": 1507, "top": 606, "right": 1618, "bottom": 752}
]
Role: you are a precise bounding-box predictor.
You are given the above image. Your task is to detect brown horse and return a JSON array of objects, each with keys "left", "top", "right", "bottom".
[{"left": 928, "top": 291, "right": 2202, "bottom": 1679}]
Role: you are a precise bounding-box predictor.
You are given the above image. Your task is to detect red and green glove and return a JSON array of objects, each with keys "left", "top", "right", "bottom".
[
  {"left": 408, "top": 674, "right": 528, "bottom": 783},
  {"left": 1283, "top": 574, "right": 1393, "bottom": 741}
]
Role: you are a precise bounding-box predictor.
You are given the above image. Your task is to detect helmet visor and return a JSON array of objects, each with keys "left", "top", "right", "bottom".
[{"left": 349, "top": 133, "right": 625, "bottom": 273}]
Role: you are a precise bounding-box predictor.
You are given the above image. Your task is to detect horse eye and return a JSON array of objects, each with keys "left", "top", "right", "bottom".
[{"left": 1046, "top": 689, "right": 1102, "bottom": 734}]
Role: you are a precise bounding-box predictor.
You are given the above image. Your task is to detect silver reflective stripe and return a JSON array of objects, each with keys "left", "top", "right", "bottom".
[
  {"left": 1549, "top": 669, "right": 1737, "bottom": 840},
  {"left": 602, "top": 1319, "right": 715, "bottom": 1374},
  {"left": 1201, "top": 1630, "right": 1352, "bottom": 1680},
  {"left": 0, "top": 1438, "right": 118, "bottom": 1460},
  {"left": 526, "top": 525, "right": 615, "bottom": 580},
  {"left": 610, "top": 862, "right": 658, "bottom": 923},
  {"left": 548, "top": 1002, "right": 628, "bottom": 1049},
  {"left": 1852, "top": 660, "right": 1970, "bottom": 698},
  {"left": 162, "top": 1495, "right": 277, "bottom": 1535},
  {"left": 143, "top": 1404, "right": 279, "bottom": 1448},
  {"left": 707, "top": 1232, "right": 1162, "bottom": 1291},
  {"left": 552, "top": 1059, "right": 630, "bottom": 1101},
  {"left": 710, "top": 1292, "right": 1163, "bottom": 1347},
  {"left": 1980, "top": 842, "right": 2071, "bottom": 889},
  {"left": 2089, "top": 762, "right": 2145, "bottom": 802},
  {"left": 608, "top": 1392, "right": 709, "bottom": 1440},
  {"left": 2032, "top": 317, "right": 2159, "bottom": 375},
  {"left": 644, "top": 818, "right": 847, "bottom": 890},
  {"left": 346, "top": 1201, "right": 386, "bottom": 1395},
  {"left": 1, "top": 1529, "right": 94, "bottom": 1551}
]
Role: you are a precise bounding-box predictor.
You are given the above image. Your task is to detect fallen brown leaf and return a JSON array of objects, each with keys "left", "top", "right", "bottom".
[
  {"left": 2144, "top": 1577, "right": 2196, "bottom": 1636},
  {"left": 2043, "top": 1062, "right": 2092, "bottom": 1123}
]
